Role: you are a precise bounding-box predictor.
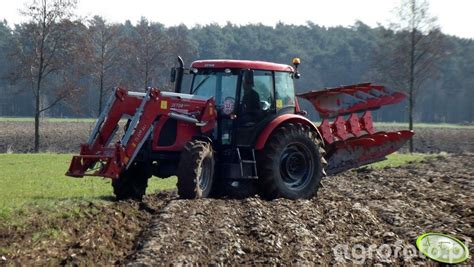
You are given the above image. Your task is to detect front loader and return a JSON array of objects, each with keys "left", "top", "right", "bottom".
[{"left": 66, "top": 57, "right": 413, "bottom": 200}]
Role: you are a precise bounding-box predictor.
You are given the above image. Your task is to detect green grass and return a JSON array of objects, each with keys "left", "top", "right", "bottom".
[
  {"left": 0, "top": 152, "right": 432, "bottom": 222},
  {"left": 374, "top": 122, "right": 474, "bottom": 129},
  {"left": 367, "top": 152, "right": 430, "bottom": 169},
  {"left": 0, "top": 154, "right": 176, "bottom": 220}
]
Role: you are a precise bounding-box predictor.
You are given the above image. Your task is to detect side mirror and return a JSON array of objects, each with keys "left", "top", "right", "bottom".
[
  {"left": 243, "top": 69, "right": 254, "bottom": 86},
  {"left": 170, "top": 68, "right": 176, "bottom": 83}
]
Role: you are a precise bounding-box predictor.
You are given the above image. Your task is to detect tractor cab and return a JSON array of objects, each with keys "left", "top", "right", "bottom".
[
  {"left": 170, "top": 58, "right": 310, "bottom": 181},
  {"left": 176, "top": 59, "right": 299, "bottom": 148}
]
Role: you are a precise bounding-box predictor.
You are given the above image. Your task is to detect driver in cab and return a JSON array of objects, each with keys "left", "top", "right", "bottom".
[
  {"left": 240, "top": 72, "right": 262, "bottom": 127},
  {"left": 241, "top": 75, "right": 260, "bottom": 113}
]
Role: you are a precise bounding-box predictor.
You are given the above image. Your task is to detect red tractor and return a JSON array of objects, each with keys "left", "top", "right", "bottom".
[{"left": 66, "top": 57, "right": 413, "bottom": 200}]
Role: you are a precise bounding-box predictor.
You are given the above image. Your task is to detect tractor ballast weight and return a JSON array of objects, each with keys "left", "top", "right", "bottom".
[{"left": 66, "top": 58, "right": 413, "bottom": 200}]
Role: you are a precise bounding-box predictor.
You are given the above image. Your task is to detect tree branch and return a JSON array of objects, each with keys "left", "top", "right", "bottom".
[{"left": 38, "top": 93, "right": 67, "bottom": 113}]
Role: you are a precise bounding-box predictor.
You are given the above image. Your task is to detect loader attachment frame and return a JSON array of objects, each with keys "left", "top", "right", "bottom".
[{"left": 66, "top": 87, "right": 217, "bottom": 179}]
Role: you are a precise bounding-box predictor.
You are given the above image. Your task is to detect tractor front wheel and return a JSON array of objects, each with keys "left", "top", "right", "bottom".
[
  {"left": 258, "top": 123, "right": 325, "bottom": 199},
  {"left": 177, "top": 139, "right": 215, "bottom": 199},
  {"left": 112, "top": 161, "right": 151, "bottom": 201}
]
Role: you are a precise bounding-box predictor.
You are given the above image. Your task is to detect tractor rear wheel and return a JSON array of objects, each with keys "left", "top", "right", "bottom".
[
  {"left": 177, "top": 139, "right": 215, "bottom": 199},
  {"left": 112, "top": 161, "right": 151, "bottom": 201},
  {"left": 258, "top": 122, "right": 325, "bottom": 199}
]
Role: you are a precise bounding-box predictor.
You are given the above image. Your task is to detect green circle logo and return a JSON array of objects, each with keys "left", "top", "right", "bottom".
[{"left": 416, "top": 233, "right": 469, "bottom": 264}]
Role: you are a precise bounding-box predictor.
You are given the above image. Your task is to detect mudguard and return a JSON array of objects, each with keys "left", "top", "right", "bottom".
[{"left": 254, "top": 114, "right": 322, "bottom": 150}]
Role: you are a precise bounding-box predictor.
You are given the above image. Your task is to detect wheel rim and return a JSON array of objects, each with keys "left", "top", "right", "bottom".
[
  {"left": 199, "top": 157, "right": 212, "bottom": 191},
  {"left": 279, "top": 142, "right": 314, "bottom": 190}
]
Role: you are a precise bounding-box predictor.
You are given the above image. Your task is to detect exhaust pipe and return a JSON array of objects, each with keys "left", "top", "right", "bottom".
[{"left": 174, "top": 56, "right": 184, "bottom": 93}]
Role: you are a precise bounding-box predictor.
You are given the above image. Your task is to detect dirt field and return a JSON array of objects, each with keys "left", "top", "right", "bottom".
[
  {"left": 129, "top": 154, "right": 472, "bottom": 265},
  {"left": 0, "top": 121, "right": 94, "bottom": 153},
  {"left": 0, "top": 122, "right": 472, "bottom": 264},
  {"left": 0, "top": 121, "right": 473, "bottom": 153},
  {"left": 1, "top": 154, "right": 472, "bottom": 265},
  {"left": 379, "top": 125, "right": 474, "bottom": 154}
]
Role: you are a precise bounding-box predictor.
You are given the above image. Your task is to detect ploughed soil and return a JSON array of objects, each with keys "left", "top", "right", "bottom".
[
  {"left": 1, "top": 154, "right": 472, "bottom": 265},
  {"left": 0, "top": 122, "right": 472, "bottom": 264},
  {"left": 0, "top": 121, "right": 473, "bottom": 154},
  {"left": 0, "top": 192, "right": 173, "bottom": 265}
]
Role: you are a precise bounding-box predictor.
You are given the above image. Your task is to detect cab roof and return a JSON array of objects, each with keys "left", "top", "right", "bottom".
[{"left": 191, "top": 59, "right": 294, "bottom": 72}]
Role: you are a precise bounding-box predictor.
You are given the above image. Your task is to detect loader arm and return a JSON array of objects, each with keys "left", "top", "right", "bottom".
[{"left": 66, "top": 87, "right": 216, "bottom": 179}]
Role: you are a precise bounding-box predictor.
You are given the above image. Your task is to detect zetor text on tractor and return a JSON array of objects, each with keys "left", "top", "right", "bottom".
[{"left": 66, "top": 57, "right": 413, "bottom": 200}]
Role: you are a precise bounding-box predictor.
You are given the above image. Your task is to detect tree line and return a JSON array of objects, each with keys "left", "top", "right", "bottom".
[{"left": 0, "top": 3, "right": 473, "bottom": 126}]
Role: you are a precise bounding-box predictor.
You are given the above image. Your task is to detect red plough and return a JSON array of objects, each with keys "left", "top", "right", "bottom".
[{"left": 298, "top": 83, "right": 414, "bottom": 175}]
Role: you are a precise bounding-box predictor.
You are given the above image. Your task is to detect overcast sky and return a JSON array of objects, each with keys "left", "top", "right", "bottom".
[{"left": 1, "top": 0, "right": 473, "bottom": 39}]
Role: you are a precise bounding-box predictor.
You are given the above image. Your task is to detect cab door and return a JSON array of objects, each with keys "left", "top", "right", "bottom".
[
  {"left": 234, "top": 69, "right": 276, "bottom": 147},
  {"left": 215, "top": 72, "right": 239, "bottom": 146},
  {"left": 189, "top": 69, "right": 239, "bottom": 146}
]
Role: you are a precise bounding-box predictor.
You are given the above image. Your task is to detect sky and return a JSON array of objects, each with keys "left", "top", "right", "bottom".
[{"left": 1, "top": 0, "right": 473, "bottom": 39}]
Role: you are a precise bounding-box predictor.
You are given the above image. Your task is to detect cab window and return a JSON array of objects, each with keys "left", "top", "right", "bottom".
[
  {"left": 275, "top": 71, "right": 295, "bottom": 109},
  {"left": 240, "top": 70, "right": 274, "bottom": 113},
  {"left": 191, "top": 70, "right": 238, "bottom": 106}
]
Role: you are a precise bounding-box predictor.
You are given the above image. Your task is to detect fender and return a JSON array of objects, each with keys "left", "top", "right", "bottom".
[{"left": 254, "top": 114, "right": 323, "bottom": 150}]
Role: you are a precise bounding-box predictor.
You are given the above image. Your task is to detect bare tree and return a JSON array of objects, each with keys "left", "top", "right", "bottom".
[
  {"left": 375, "top": 0, "right": 444, "bottom": 152},
  {"left": 127, "top": 18, "right": 168, "bottom": 90},
  {"left": 163, "top": 24, "right": 198, "bottom": 91},
  {"left": 166, "top": 25, "right": 198, "bottom": 60},
  {"left": 88, "top": 16, "right": 120, "bottom": 115},
  {"left": 10, "top": 0, "right": 83, "bottom": 152}
]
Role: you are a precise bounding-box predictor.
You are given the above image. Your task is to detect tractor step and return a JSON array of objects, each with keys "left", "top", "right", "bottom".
[{"left": 236, "top": 147, "right": 258, "bottom": 179}]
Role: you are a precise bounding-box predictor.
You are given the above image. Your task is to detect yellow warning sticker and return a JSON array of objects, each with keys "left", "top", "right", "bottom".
[
  {"left": 160, "top": 100, "right": 168, "bottom": 109},
  {"left": 276, "top": 99, "right": 283, "bottom": 109}
]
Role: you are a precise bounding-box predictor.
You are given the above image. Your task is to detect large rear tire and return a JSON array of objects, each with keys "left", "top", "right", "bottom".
[
  {"left": 258, "top": 122, "right": 325, "bottom": 199},
  {"left": 112, "top": 161, "right": 151, "bottom": 201},
  {"left": 177, "top": 139, "right": 215, "bottom": 199}
]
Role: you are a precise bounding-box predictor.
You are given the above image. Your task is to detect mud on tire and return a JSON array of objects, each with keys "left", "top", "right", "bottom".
[
  {"left": 258, "top": 122, "right": 326, "bottom": 199},
  {"left": 177, "top": 139, "right": 215, "bottom": 199},
  {"left": 112, "top": 161, "right": 151, "bottom": 201}
]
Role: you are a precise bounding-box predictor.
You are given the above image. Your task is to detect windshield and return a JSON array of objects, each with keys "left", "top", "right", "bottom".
[{"left": 191, "top": 70, "right": 238, "bottom": 107}]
